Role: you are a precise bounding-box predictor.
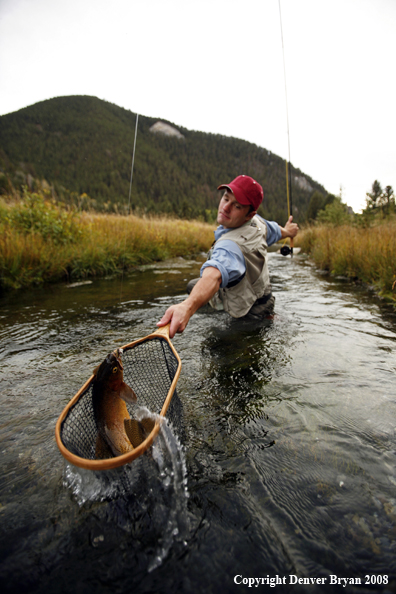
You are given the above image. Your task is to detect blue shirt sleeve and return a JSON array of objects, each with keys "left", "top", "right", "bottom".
[
  {"left": 200, "top": 239, "right": 245, "bottom": 288},
  {"left": 256, "top": 216, "right": 282, "bottom": 246}
]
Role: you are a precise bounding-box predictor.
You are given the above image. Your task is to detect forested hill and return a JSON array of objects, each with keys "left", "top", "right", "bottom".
[{"left": 0, "top": 95, "right": 328, "bottom": 222}]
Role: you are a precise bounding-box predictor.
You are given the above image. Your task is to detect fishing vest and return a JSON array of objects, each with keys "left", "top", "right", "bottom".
[{"left": 208, "top": 215, "right": 271, "bottom": 318}]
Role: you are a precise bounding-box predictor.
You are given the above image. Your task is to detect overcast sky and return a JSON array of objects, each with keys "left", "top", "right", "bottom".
[{"left": 0, "top": 0, "right": 395, "bottom": 213}]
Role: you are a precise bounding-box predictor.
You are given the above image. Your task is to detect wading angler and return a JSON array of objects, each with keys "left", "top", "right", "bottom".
[{"left": 158, "top": 175, "right": 299, "bottom": 337}]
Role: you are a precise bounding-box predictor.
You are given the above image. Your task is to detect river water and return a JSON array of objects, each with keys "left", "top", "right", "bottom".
[{"left": 0, "top": 252, "right": 396, "bottom": 594}]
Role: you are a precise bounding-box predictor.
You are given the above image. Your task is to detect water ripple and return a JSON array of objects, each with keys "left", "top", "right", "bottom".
[{"left": 1, "top": 255, "right": 396, "bottom": 591}]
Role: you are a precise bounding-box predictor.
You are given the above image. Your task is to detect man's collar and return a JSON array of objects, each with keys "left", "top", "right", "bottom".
[{"left": 216, "top": 218, "right": 255, "bottom": 232}]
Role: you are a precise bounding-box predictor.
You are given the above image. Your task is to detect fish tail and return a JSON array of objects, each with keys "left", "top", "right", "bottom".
[
  {"left": 140, "top": 417, "right": 155, "bottom": 435},
  {"left": 124, "top": 419, "right": 145, "bottom": 448},
  {"left": 124, "top": 417, "right": 155, "bottom": 448}
]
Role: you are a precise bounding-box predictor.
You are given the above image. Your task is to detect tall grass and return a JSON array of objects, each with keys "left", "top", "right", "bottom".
[
  {"left": 0, "top": 192, "right": 215, "bottom": 291},
  {"left": 295, "top": 221, "right": 396, "bottom": 304}
]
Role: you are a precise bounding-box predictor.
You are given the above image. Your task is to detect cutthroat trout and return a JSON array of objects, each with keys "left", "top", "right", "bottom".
[{"left": 92, "top": 348, "right": 137, "bottom": 458}]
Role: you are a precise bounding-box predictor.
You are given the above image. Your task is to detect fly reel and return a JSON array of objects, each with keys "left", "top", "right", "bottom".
[{"left": 280, "top": 245, "right": 293, "bottom": 256}]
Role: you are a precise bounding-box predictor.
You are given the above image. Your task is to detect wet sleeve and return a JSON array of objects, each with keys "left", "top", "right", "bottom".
[{"left": 200, "top": 240, "right": 246, "bottom": 288}]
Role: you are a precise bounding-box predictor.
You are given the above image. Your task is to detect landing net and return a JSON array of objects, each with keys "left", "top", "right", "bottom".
[{"left": 55, "top": 325, "right": 183, "bottom": 470}]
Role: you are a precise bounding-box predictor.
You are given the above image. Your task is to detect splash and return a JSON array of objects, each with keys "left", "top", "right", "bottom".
[
  {"left": 148, "top": 412, "right": 189, "bottom": 571},
  {"left": 63, "top": 407, "right": 189, "bottom": 571}
]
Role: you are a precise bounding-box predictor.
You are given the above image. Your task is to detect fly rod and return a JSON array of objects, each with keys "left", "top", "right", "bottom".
[
  {"left": 279, "top": 0, "right": 293, "bottom": 257},
  {"left": 120, "top": 112, "right": 139, "bottom": 300}
]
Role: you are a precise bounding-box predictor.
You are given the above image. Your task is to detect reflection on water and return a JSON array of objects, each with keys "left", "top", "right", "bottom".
[{"left": 0, "top": 254, "right": 396, "bottom": 593}]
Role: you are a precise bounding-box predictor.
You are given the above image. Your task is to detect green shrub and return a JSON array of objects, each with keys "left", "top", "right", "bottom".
[{"left": 5, "top": 188, "right": 83, "bottom": 245}]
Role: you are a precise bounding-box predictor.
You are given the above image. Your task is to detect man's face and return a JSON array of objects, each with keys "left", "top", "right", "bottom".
[{"left": 217, "top": 191, "right": 256, "bottom": 229}]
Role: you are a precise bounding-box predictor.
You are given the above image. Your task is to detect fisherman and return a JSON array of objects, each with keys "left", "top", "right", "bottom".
[{"left": 157, "top": 175, "right": 299, "bottom": 338}]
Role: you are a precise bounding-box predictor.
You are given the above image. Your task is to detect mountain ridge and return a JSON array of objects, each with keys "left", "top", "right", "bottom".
[{"left": 0, "top": 95, "right": 328, "bottom": 222}]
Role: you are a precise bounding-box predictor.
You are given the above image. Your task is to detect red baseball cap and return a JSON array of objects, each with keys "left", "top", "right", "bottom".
[{"left": 217, "top": 175, "right": 264, "bottom": 211}]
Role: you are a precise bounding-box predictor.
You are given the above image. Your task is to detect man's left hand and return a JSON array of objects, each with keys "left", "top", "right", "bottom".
[{"left": 281, "top": 215, "right": 299, "bottom": 239}]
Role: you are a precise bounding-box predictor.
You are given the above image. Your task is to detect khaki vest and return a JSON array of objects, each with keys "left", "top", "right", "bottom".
[{"left": 208, "top": 216, "right": 271, "bottom": 318}]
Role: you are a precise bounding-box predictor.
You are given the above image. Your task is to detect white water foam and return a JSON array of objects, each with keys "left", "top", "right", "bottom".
[{"left": 63, "top": 406, "right": 189, "bottom": 571}]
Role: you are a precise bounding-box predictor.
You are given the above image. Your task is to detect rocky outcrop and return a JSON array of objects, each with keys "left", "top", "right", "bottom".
[
  {"left": 149, "top": 121, "right": 184, "bottom": 139},
  {"left": 293, "top": 175, "right": 313, "bottom": 193}
]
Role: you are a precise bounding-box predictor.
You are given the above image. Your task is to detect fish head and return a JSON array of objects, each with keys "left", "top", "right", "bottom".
[
  {"left": 92, "top": 348, "right": 137, "bottom": 403},
  {"left": 93, "top": 348, "right": 124, "bottom": 384}
]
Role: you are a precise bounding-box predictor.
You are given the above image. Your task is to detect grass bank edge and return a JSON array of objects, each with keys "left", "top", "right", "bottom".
[
  {"left": 295, "top": 223, "right": 396, "bottom": 306},
  {"left": 0, "top": 194, "right": 215, "bottom": 291}
]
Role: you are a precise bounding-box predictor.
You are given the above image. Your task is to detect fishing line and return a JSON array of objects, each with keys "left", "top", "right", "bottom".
[
  {"left": 278, "top": 0, "right": 294, "bottom": 257},
  {"left": 120, "top": 113, "right": 139, "bottom": 301}
]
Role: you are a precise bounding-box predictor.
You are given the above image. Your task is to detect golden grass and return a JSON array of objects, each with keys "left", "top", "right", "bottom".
[
  {"left": 0, "top": 206, "right": 215, "bottom": 290},
  {"left": 295, "top": 222, "right": 396, "bottom": 303},
  {"left": 3, "top": 191, "right": 395, "bottom": 306}
]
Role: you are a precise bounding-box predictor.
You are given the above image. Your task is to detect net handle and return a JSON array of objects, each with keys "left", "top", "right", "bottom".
[{"left": 151, "top": 323, "right": 170, "bottom": 338}]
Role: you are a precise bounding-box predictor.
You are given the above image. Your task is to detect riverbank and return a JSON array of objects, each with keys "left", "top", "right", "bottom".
[
  {"left": 0, "top": 192, "right": 215, "bottom": 291},
  {"left": 2, "top": 192, "right": 396, "bottom": 305},
  {"left": 295, "top": 221, "right": 396, "bottom": 305}
]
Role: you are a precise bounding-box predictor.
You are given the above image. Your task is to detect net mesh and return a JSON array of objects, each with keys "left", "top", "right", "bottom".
[{"left": 60, "top": 337, "right": 184, "bottom": 461}]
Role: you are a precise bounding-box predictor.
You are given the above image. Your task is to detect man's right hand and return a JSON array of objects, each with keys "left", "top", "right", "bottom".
[
  {"left": 157, "top": 266, "right": 222, "bottom": 338},
  {"left": 157, "top": 302, "right": 193, "bottom": 339}
]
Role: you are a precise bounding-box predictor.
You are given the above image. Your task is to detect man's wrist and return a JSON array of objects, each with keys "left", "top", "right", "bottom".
[{"left": 181, "top": 297, "right": 197, "bottom": 316}]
